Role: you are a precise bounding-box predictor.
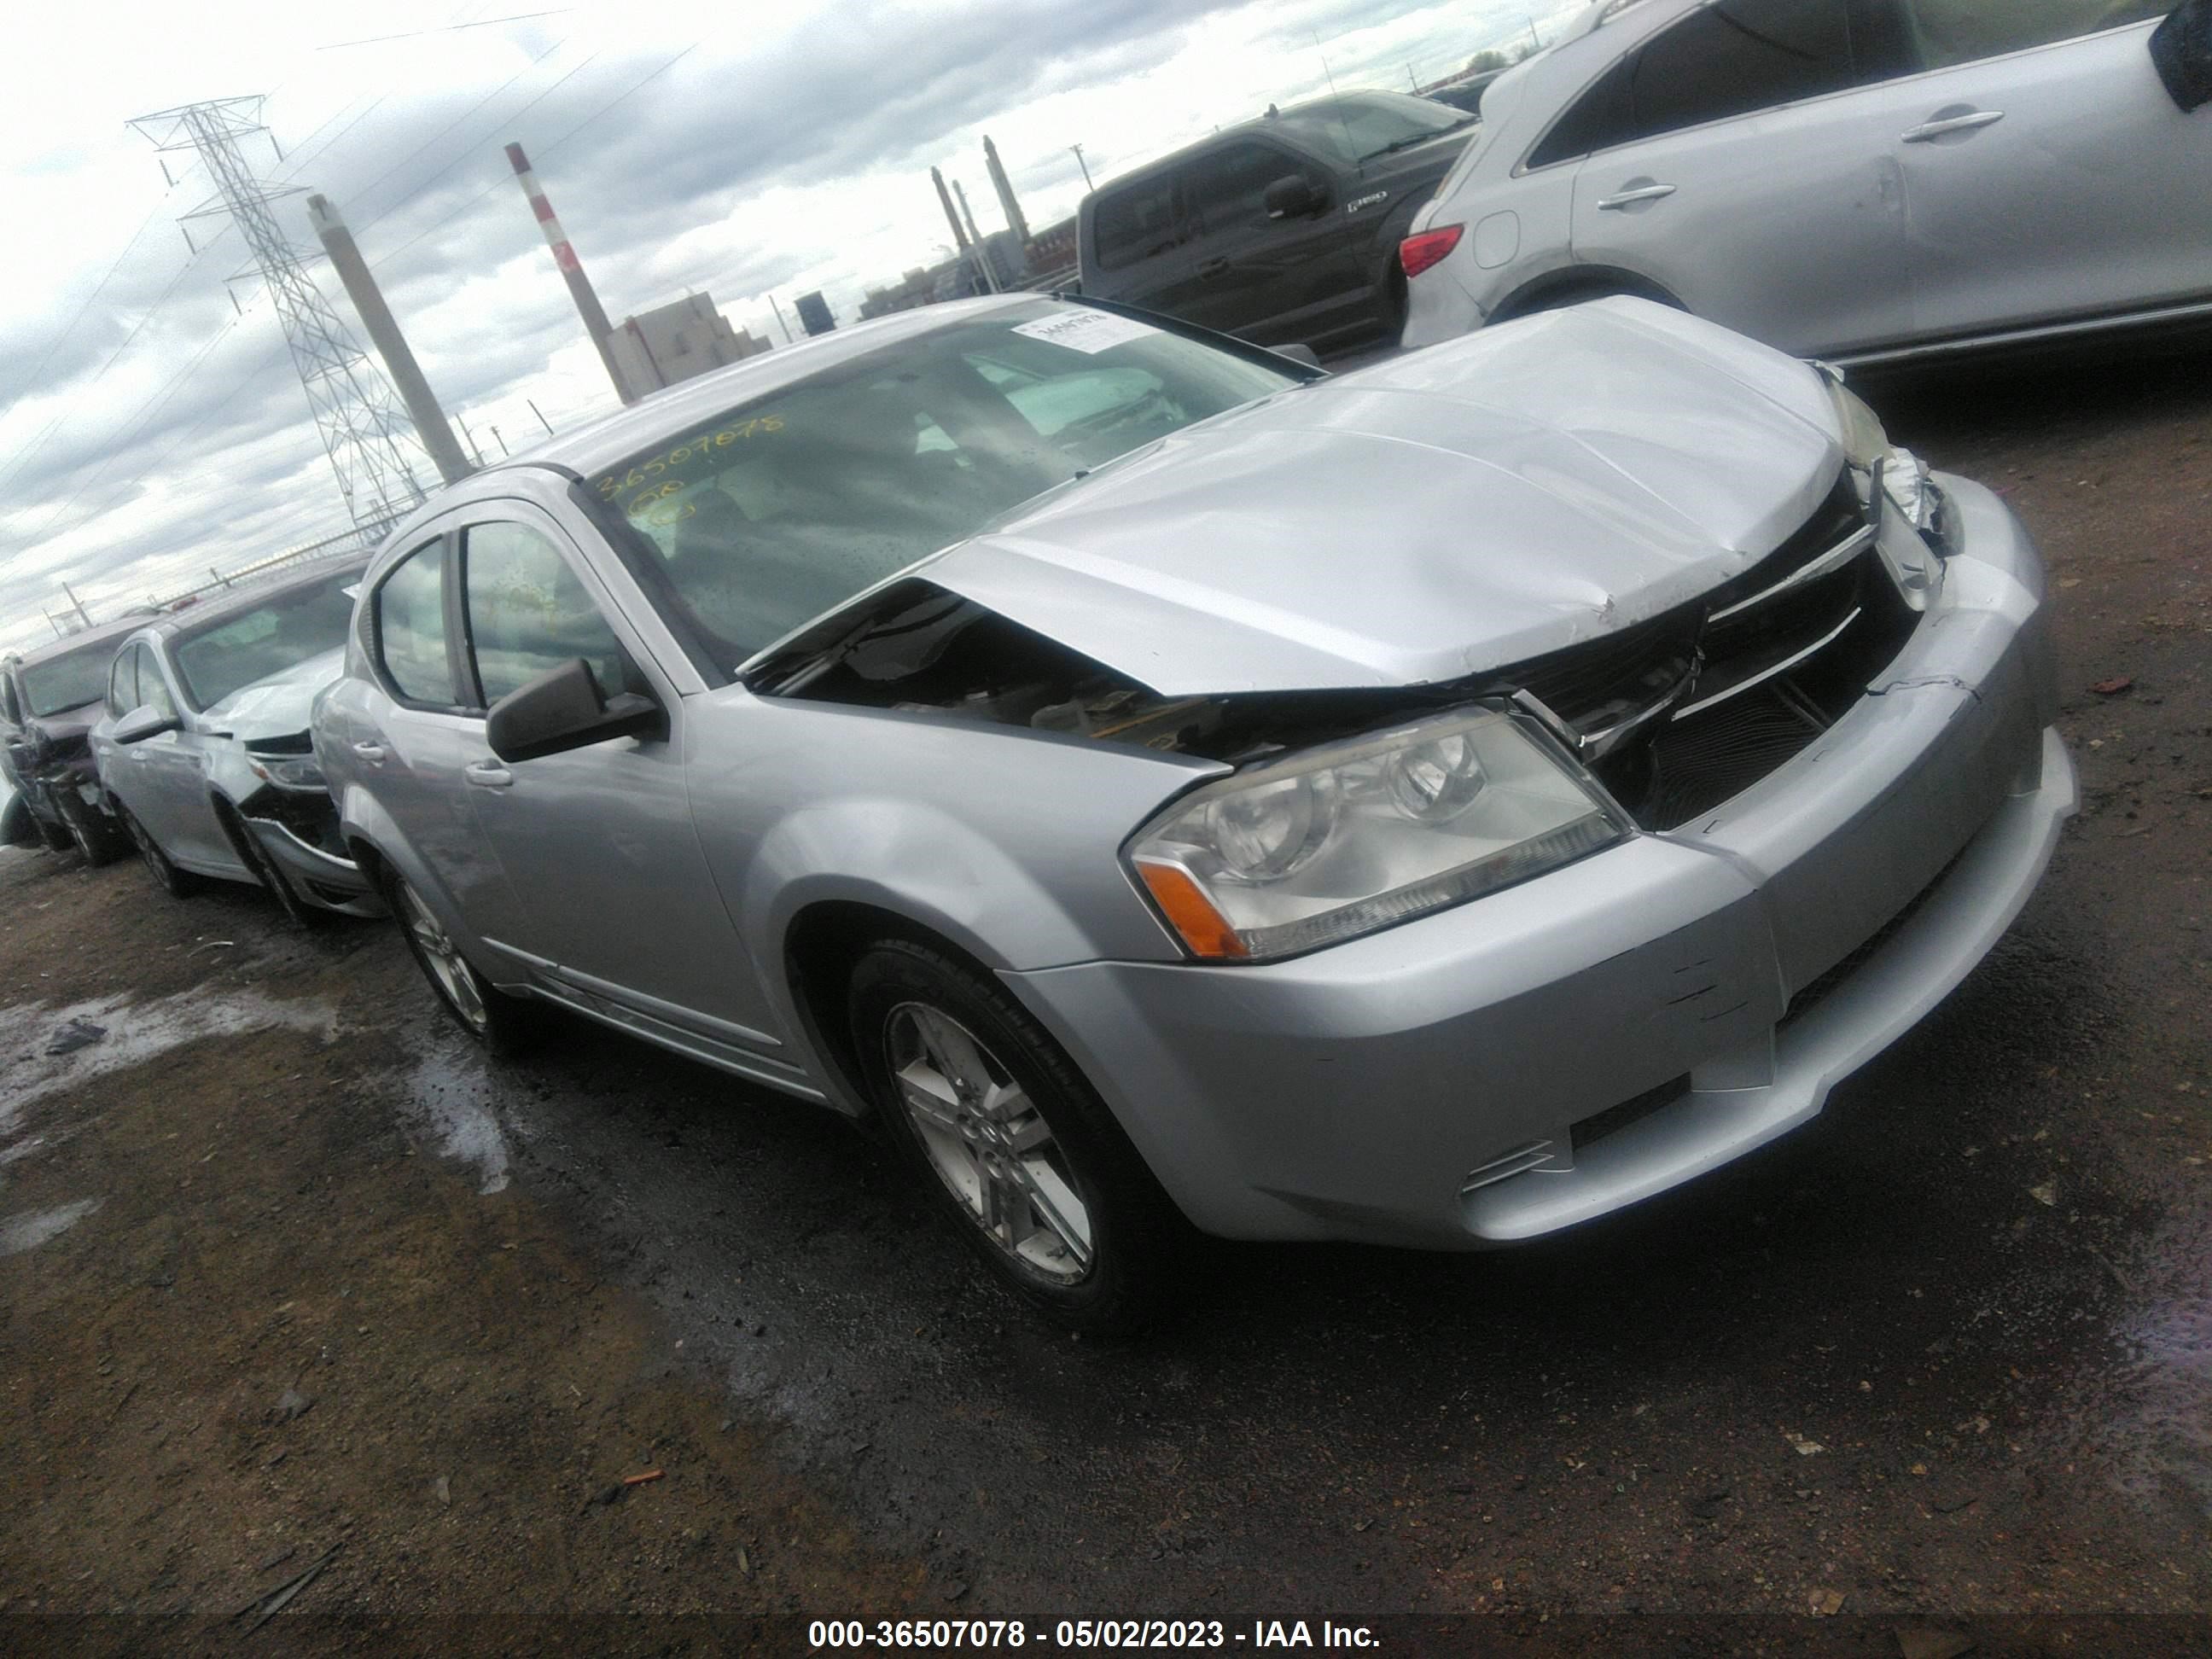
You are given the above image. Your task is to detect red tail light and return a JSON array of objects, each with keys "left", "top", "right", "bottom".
[{"left": 1400, "top": 225, "right": 1464, "bottom": 280}]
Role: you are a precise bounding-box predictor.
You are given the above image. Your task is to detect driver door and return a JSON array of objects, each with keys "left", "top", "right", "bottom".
[{"left": 446, "top": 508, "right": 789, "bottom": 1060}]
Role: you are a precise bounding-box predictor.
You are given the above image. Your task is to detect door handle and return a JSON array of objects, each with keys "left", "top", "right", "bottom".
[
  {"left": 351, "top": 742, "right": 387, "bottom": 764},
  {"left": 1596, "top": 183, "right": 1677, "bottom": 210},
  {"left": 1196, "top": 257, "right": 1231, "bottom": 278},
  {"left": 1901, "top": 109, "right": 2004, "bottom": 143},
  {"left": 464, "top": 760, "right": 514, "bottom": 789}
]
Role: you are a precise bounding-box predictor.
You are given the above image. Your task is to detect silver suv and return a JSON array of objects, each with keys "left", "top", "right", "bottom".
[
  {"left": 1400, "top": 0, "right": 2204, "bottom": 365},
  {"left": 317, "top": 294, "right": 2071, "bottom": 1330}
]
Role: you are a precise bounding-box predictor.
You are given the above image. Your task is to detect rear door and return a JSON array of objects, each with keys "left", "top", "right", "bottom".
[
  {"left": 1888, "top": 3, "right": 2203, "bottom": 340},
  {"left": 1565, "top": 0, "right": 1918, "bottom": 356},
  {"left": 448, "top": 509, "right": 782, "bottom": 1051}
]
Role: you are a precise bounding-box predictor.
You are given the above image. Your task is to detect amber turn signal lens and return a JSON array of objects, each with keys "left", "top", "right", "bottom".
[{"left": 1133, "top": 859, "right": 1249, "bottom": 961}]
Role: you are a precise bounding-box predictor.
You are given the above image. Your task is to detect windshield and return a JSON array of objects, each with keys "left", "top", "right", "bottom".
[
  {"left": 171, "top": 569, "right": 360, "bottom": 712},
  {"left": 22, "top": 643, "right": 117, "bottom": 719},
  {"left": 1269, "top": 92, "right": 1470, "bottom": 165},
  {"left": 586, "top": 302, "right": 1301, "bottom": 669}
]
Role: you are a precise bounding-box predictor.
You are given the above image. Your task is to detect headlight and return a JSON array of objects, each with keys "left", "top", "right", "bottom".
[
  {"left": 1825, "top": 377, "right": 1947, "bottom": 608},
  {"left": 248, "top": 753, "right": 327, "bottom": 790},
  {"left": 1128, "top": 705, "right": 1628, "bottom": 962}
]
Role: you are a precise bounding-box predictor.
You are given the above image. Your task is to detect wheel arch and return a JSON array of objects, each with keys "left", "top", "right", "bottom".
[{"left": 1488, "top": 264, "right": 1685, "bottom": 324}]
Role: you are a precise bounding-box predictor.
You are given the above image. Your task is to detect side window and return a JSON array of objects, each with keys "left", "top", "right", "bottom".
[
  {"left": 1, "top": 672, "right": 18, "bottom": 727},
  {"left": 462, "top": 521, "right": 631, "bottom": 707},
  {"left": 108, "top": 647, "right": 140, "bottom": 719},
  {"left": 1530, "top": 0, "right": 1856, "bottom": 166},
  {"left": 1631, "top": 0, "right": 1854, "bottom": 140},
  {"left": 137, "top": 649, "right": 178, "bottom": 721},
  {"left": 1185, "top": 143, "right": 1307, "bottom": 236},
  {"left": 1904, "top": 0, "right": 2168, "bottom": 68},
  {"left": 1093, "top": 172, "right": 1190, "bottom": 270},
  {"left": 375, "top": 539, "right": 456, "bottom": 706}
]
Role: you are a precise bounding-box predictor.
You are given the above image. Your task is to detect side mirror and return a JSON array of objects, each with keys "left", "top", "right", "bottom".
[
  {"left": 114, "top": 704, "right": 181, "bottom": 744},
  {"left": 485, "top": 658, "right": 663, "bottom": 764},
  {"left": 1264, "top": 174, "right": 1326, "bottom": 219},
  {"left": 1272, "top": 343, "right": 1322, "bottom": 370},
  {"left": 2151, "top": 0, "right": 2212, "bottom": 113}
]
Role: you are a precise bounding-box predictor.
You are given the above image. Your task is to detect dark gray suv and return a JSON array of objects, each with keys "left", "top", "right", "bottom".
[{"left": 1075, "top": 91, "right": 1476, "bottom": 355}]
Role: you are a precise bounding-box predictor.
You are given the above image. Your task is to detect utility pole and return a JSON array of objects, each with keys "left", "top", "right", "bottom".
[
  {"left": 1527, "top": 16, "right": 1541, "bottom": 52},
  {"left": 982, "top": 136, "right": 1030, "bottom": 247},
  {"left": 129, "top": 97, "right": 429, "bottom": 529},
  {"left": 306, "top": 193, "right": 473, "bottom": 486},
  {"left": 505, "top": 142, "right": 632, "bottom": 405},
  {"left": 453, "top": 411, "right": 487, "bottom": 469},
  {"left": 1068, "top": 143, "right": 1093, "bottom": 192},
  {"left": 60, "top": 582, "right": 91, "bottom": 628},
  {"left": 768, "top": 294, "right": 795, "bottom": 346},
  {"left": 527, "top": 399, "right": 556, "bottom": 436}
]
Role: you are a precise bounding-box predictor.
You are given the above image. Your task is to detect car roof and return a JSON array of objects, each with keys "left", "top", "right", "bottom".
[
  {"left": 1085, "top": 89, "right": 1460, "bottom": 195},
  {"left": 143, "top": 552, "right": 370, "bottom": 644},
  {"left": 377, "top": 293, "right": 1057, "bottom": 521},
  {"left": 10, "top": 612, "right": 145, "bottom": 671}
]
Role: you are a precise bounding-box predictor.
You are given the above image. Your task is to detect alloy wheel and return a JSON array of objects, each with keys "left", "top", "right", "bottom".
[
  {"left": 882, "top": 1001, "right": 1094, "bottom": 1285},
  {"left": 394, "top": 878, "right": 489, "bottom": 1035}
]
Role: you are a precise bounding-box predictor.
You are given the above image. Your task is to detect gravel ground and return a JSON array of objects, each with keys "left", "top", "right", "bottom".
[{"left": 0, "top": 342, "right": 2205, "bottom": 1654}]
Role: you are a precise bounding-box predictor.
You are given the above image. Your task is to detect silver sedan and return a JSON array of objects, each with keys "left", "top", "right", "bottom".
[
  {"left": 90, "top": 557, "right": 381, "bottom": 923},
  {"left": 1400, "top": 1, "right": 2207, "bottom": 366},
  {"left": 315, "top": 294, "right": 2073, "bottom": 1330}
]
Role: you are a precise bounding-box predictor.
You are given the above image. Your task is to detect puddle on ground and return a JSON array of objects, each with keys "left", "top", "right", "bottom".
[
  {"left": 2047, "top": 1202, "right": 2212, "bottom": 1520},
  {"left": 0, "top": 988, "right": 339, "bottom": 1138},
  {"left": 0, "top": 1196, "right": 102, "bottom": 1256},
  {"left": 402, "top": 1043, "right": 517, "bottom": 1196}
]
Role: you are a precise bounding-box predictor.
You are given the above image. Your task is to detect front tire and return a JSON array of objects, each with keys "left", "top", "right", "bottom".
[
  {"left": 117, "top": 801, "right": 203, "bottom": 897},
  {"left": 383, "top": 869, "right": 546, "bottom": 1055},
  {"left": 60, "top": 790, "right": 125, "bottom": 867},
  {"left": 847, "top": 939, "right": 1185, "bottom": 1334}
]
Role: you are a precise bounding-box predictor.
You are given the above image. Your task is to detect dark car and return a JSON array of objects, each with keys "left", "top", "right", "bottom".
[
  {"left": 1074, "top": 91, "right": 1476, "bottom": 357},
  {"left": 1, "top": 619, "right": 140, "bottom": 863}
]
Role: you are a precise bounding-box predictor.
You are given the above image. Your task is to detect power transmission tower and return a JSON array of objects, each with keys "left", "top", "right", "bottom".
[{"left": 129, "top": 96, "right": 428, "bottom": 528}]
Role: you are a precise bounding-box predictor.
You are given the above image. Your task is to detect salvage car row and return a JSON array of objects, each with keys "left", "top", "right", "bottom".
[{"left": 3, "top": 291, "right": 2075, "bottom": 1336}]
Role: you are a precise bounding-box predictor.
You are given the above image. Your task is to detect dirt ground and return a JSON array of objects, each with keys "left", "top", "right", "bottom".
[{"left": 0, "top": 341, "right": 2207, "bottom": 1655}]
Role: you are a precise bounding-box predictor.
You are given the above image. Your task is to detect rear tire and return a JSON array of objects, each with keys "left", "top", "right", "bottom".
[
  {"left": 847, "top": 938, "right": 1185, "bottom": 1335},
  {"left": 117, "top": 800, "right": 204, "bottom": 897},
  {"left": 382, "top": 867, "right": 548, "bottom": 1056}
]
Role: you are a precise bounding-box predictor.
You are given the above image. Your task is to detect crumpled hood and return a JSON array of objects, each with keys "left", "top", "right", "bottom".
[
  {"left": 927, "top": 299, "right": 1846, "bottom": 695},
  {"left": 202, "top": 646, "right": 346, "bottom": 741}
]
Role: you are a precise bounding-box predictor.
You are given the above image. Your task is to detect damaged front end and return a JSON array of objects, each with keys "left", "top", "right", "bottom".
[
  {"left": 235, "top": 732, "right": 383, "bottom": 917},
  {"left": 750, "top": 401, "right": 1942, "bottom": 841}
]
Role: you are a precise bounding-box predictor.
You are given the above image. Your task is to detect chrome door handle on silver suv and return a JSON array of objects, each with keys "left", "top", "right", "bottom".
[
  {"left": 463, "top": 760, "right": 514, "bottom": 789},
  {"left": 1596, "top": 183, "right": 1678, "bottom": 211},
  {"left": 1902, "top": 110, "right": 2005, "bottom": 143}
]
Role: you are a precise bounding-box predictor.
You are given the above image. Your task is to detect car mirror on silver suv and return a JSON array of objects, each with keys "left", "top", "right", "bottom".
[
  {"left": 485, "top": 658, "right": 663, "bottom": 765},
  {"left": 113, "top": 704, "right": 181, "bottom": 745}
]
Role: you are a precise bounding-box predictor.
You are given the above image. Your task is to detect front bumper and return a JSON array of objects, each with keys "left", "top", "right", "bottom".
[
  {"left": 1004, "top": 475, "right": 2075, "bottom": 1246},
  {"left": 245, "top": 812, "right": 384, "bottom": 917}
]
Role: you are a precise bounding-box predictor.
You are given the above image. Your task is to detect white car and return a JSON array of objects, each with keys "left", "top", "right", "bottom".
[{"left": 1400, "top": 0, "right": 2209, "bottom": 366}]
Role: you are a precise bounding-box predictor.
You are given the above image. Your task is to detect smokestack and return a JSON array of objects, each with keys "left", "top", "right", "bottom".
[
  {"left": 308, "top": 194, "right": 474, "bottom": 486},
  {"left": 931, "top": 166, "right": 969, "bottom": 252},
  {"left": 505, "top": 142, "right": 633, "bottom": 405},
  {"left": 982, "top": 136, "right": 1030, "bottom": 248},
  {"left": 952, "top": 180, "right": 997, "bottom": 294}
]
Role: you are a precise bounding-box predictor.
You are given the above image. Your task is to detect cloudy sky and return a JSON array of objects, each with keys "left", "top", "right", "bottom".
[{"left": 0, "top": 0, "right": 1586, "bottom": 654}]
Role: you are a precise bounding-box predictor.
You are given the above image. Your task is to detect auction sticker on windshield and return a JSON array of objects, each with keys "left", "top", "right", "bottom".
[{"left": 1010, "top": 311, "right": 1161, "bottom": 355}]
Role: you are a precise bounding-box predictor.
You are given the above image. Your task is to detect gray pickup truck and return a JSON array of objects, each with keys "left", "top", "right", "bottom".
[{"left": 1074, "top": 91, "right": 1477, "bottom": 356}]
